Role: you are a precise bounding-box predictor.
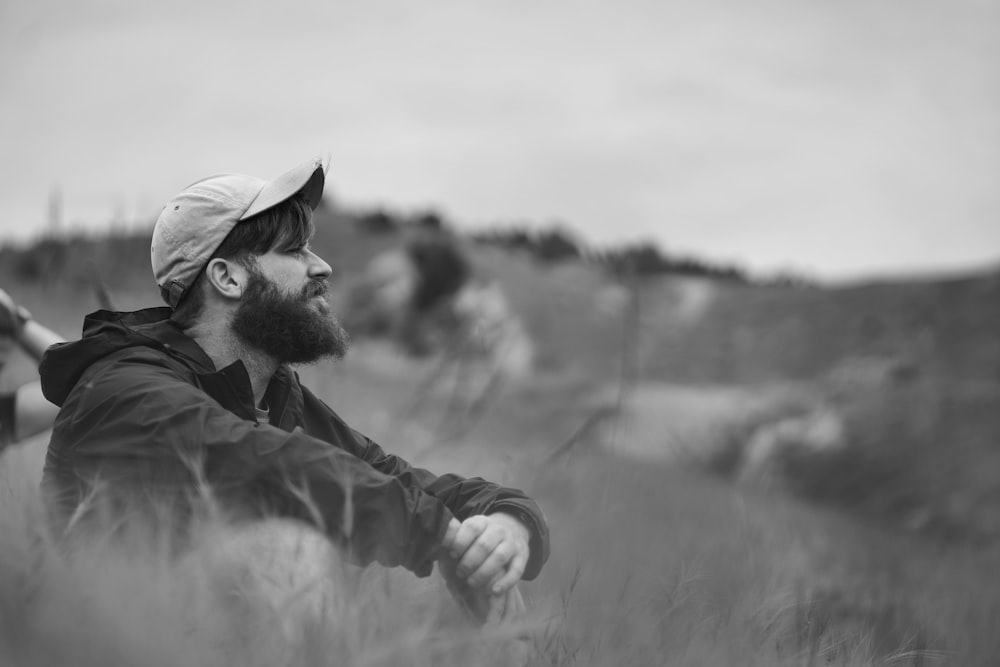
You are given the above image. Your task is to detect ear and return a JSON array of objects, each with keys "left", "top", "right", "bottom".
[{"left": 204, "top": 258, "right": 248, "bottom": 301}]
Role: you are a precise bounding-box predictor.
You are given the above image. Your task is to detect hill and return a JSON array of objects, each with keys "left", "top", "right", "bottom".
[
  {"left": 2, "top": 203, "right": 999, "bottom": 387},
  {"left": 2, "top": 207, "right": 1000, "bottom": 663}
]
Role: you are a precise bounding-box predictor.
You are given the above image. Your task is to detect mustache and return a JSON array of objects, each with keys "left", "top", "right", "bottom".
[{"left": 302, "top": 281, "right": 328, "bottom": 299}]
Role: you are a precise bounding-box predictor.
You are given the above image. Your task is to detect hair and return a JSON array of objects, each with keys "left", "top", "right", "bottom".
[{"left": 170, "top": 194, "right": 315, "bottom": 329}]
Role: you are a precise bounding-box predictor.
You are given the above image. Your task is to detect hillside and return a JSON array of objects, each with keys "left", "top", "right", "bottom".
[
  {"left": 2, "top": 205, "right": 999, "bottom": 388},
  {"left": 3, "top": 210, "right": 1000, "bottom": 663},
  {"left": 457, "top": 238, "right": 1000, "bottom": 389},
  {"left": 6, "top": 208, "right": 998, "bottom": 540}
]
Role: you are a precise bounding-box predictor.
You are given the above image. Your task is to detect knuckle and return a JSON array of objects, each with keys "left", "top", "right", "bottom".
[
  {"left": 464, "top": 543, "right": 488, "bottom": 564},
  {"left": 483, "top": 528, "right": 503, "bottom": 546},
  {"left": 486, "top": 547, "right": 507, "bottom": 566}
]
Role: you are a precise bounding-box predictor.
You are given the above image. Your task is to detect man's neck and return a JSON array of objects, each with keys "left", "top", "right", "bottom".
[{"left": 186, "top": 319, "right": 278, "bottom": 408}]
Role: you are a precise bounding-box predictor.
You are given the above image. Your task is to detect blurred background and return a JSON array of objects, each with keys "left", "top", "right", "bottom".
[{"left": 1, "top": 0, "right": 999, "bottom": 664}]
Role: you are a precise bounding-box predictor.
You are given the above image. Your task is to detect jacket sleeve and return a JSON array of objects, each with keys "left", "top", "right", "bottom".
[
  {"left": 46, "top": 353, "right": 453, "bottom": 576},
  {"left": 299, "top": 387, "right": 551, "bottom": 580}
]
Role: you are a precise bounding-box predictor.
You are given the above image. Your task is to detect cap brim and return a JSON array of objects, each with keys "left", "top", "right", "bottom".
[{"left": 240, "top": 158, "right": 326, "bottom": 220}]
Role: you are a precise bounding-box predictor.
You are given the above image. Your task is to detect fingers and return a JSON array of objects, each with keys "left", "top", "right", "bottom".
[
  {"left": 451, "top": 516, "right": 502, "bottom": 581},
  {"left": 440, "top": 517, "right": 461, "bottom": 554},
  {"left": 456, "top": 534, "right": 503, "bottom": 580},
  {"left": 440, "top": 549, "right": 529, "bottom": 627},
  {"left": 485, "top": 588, "right": 507, "bottom": 625},
  {"left": 443, "top": 514, "right": 530, "bottom": 598},
  {"left": 500, "top": 585, "right": 526, "bottom": 621},
  {"left": 439, "top": 555, "right": 492, "bottom": 624},
  {"left": 465, "top": 539, "right": 514, "bottom": 589},
  {"left": 447, "top": 514, "right": 489, "bottom": 560},
  {"left": 487, "top": 550, "right": 527, "bottom": 594},
  {"left": 484, "top": 585, "right": 526, "bottom": 627}
]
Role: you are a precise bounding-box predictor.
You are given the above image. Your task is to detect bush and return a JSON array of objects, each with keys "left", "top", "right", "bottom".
[{"left": 407, "top": 236, "right": 470, "bottom": 313}]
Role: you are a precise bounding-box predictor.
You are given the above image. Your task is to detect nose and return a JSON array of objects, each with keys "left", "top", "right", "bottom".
[{"left": 306, "top": 249, "right": 333, "bottom": 281}]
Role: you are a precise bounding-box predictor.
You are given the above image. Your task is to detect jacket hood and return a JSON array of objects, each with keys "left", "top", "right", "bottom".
[{"left": 40, "top": 308, "right": 216, "bottom": 407}]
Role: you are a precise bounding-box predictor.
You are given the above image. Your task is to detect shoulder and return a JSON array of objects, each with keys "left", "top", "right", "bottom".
[
  {"left": 66, "top": 346, "right": 199, "bottom": 407},
  {"left": 94, "top": 344, "right": 195, "bottom": 376}
]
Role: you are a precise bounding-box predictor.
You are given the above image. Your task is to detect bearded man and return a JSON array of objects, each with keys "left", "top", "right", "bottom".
[{"left": 39, "top": 159, "right": 548, "bottom": 624}]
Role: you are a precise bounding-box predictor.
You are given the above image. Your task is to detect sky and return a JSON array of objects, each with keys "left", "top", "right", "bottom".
[{"left": 1, "top": 0, "right": 997, "bottom": 282}]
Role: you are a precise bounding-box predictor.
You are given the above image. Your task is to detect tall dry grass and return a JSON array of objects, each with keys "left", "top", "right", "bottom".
[
  {"left": 0, "top": 448, "right": 539, "bottom": 667},
  {"left": 2, "top": 424, "right": 977, "bottom": 667},
  {"left": 2, "top": 244, "right": 998, "bottom": 665}
]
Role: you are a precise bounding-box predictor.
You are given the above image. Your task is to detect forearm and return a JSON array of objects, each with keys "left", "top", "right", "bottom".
[
  {"left": 303, "top": 390, "right": 550, "bottom": 576},
  {"left": 367, "top": 450, "right": 550, "bottom": 579},
  {"left": 246, "top": 434, "right": 457, "bottom": 575},
  {"left": 417, "top": 474, "right": 549, "bottom": 576}
]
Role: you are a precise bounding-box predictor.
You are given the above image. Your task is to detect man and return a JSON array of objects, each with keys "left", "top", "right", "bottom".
[
  {"left": 0, "top": 288, "right": 63, "bottom": 451},
  {"left": 39, "top": 158, "right": 548, "bottom": 620}
]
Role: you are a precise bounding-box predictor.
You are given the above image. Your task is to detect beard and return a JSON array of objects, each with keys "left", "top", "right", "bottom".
[{"left": 230, "top": 269, "right": 350, "bottom": 365}]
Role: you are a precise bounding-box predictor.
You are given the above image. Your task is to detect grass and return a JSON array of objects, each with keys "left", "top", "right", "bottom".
[
  {"left": 4, "top": 357, "right": 997, "bottom": 666},
  {"left": 0, "top": 441, "right": 534, "bottom": 667},
  {"left": 1, "top": 239, "right": 999, "bottom": 665}
]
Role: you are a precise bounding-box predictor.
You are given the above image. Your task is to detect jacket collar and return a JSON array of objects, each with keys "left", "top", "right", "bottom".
[
  {"left": 137, "top": 314, "right": 302, "bottom": 425},
  {"left": 42, "top": 307, "right": 302, "bottom": 424}
]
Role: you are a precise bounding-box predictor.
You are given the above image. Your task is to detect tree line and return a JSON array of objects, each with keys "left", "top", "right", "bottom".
[{"left": 467, "top": 225, "right": 814, "bottom": 287}]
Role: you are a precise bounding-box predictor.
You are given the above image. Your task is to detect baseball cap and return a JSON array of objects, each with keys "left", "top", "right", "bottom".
[{"left": 151, "top": 157, "right": 326, "bottom": 308}]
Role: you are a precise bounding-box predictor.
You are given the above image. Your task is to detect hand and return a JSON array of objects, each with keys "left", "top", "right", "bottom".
[
  {"left": 440, "top": 512, "right": 531, "bottom": 595},
  {"left": 483, "top": 581, "right": 526, "bottom": 626},
  {"left": 439, "top": 555, "right": 527, "bottom": 626}
]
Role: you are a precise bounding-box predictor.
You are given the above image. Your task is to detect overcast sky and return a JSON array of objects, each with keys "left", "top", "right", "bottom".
[{"left": 1, "top": 0, "right": 997, "bottom": 281}]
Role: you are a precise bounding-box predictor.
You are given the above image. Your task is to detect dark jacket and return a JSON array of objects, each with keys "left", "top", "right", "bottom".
[{"left": 40, "top": 308, "right": 548, "bottom": 578}]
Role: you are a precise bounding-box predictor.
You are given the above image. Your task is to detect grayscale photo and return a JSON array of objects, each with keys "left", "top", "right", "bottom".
[{"left": 0, "top": 1, "right": 997, "bottom": 665}]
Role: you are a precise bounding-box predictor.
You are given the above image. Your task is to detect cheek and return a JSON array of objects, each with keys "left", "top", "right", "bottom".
[{"left": 265, "top": 261, "right": 307, "bottom": 287}]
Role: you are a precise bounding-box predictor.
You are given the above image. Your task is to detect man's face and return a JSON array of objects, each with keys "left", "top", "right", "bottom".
[{"left": 229, "top": 248, "right": 349, "bottom": 365}]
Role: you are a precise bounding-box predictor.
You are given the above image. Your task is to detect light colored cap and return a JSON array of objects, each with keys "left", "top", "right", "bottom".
[{"left": 151, "top": 158, "right": 326, "bottom": 307}]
